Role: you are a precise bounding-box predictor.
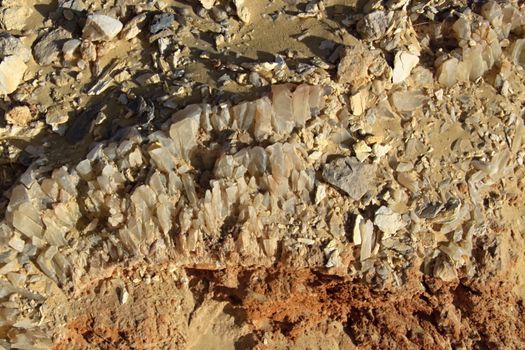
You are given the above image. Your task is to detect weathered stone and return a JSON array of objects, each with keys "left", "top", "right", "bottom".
[
  {"left": 0, "top": 34, "right": 31, "bottom": 62},
  {"left": 0, "top": 55, "right": 27, "bottom": 95},
  {"left": 322, "top": 157, "right": 376, "bottom": 201},
  {"left": 83, "top": 14, "right": 123, "bottom": 42},
  {"left": 356, "top": 11, "right": 388, "bottom": 40},
  {"left": 0, "top": 6, "right": 31, "bottom": 31},
  {"left": 33, "top": 28, "right": 72, "bottom": 65},
  {"left": 392, "top": 51, "right": 419, "bottom": 84},
  {"left": 5, "top": 106, "right": 35, "bottom": 126}
]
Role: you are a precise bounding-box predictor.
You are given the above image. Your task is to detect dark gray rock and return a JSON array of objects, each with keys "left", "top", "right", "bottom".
[{"left": 33, "top": 28, "right": 71, "bottom": 65}]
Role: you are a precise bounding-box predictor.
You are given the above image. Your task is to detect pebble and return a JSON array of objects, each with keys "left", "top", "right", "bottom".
[{"left": 83, "top": 14, "right": 123, "bottom": 42}]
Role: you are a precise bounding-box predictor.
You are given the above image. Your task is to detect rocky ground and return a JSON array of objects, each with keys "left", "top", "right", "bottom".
[{"left": 1, "top": 0, "right": 525, "bottom": 349}]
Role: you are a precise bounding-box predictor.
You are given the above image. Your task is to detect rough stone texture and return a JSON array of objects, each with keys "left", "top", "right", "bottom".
[
  {"left": 33, "top": 28, "right": 72, "bottom": 65},
  {"left": 0, "top": 56, "right": 27, "bottom": 95},
  {"left": 83, "top": 14, "right": 123, "bottom": 41},
  {"left": 322, "top": 157, "right": 376, "bottom": 201}
]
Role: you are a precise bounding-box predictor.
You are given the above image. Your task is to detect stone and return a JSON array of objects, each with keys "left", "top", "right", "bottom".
[
  {"left": 0, "top": 55, "right": 27, "bottom": 95},
  {"left": 0, "top": 6, "right": 31, "bottom": 31},
  {"left": 392, "top": 51, "right": 419, "bottom": 84},
  {"left": 234, "top": 0, "right": 251, "bottom": 23},
  {"left": 373, "top": 206, "right": 406, "bottom": 237},
  {"left": 322, "top": 157, "right": 376, "bottom": 201},
  {"left": 390, "top": 91, "right": 428, "bottom": 112},
  {"left": 356, "top": 10, "right": 388, "bottom": 40},
  {"left": 0, "top": 34, "right": 31, "bottom": 62},
  {"left": 200, "top": 0, "right": 216, "bottom": 10},
  {"left": 121, "top": 13, "right": 147, "bottom": 40},
  {"left": 150, "top": 13, "right": 175, "bottom": 34},
  {"left": 337, "top": 45, "right": 375, "bottom": 88},
  {"left": 437, "top": 57, "right": 459, "bottom": 87},
  {"left": 62, "top": 39, "right": 81, "bottom": 61},
  {"left": 83, "top": 14, "right": 123, "bottom": 42},
  {"left": 33, "top": 28, "right": 72, "bottom": 65},
  {"left": 5, "top": 106, "right": 35, "bottom": 126}
]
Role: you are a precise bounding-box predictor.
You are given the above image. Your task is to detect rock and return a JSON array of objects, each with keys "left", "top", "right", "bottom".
[
  {"left": 390, "top": 91, "right": 428, "bottom": 112},
  {"left": 0, "top": 34, "right": 31, "bottom": 62},
  {"left": 437, "top": 57, "right": 459, "bottom": 87},
  {"left": 150, "top": 13, "right": 175, "bottom": 34},
  {"left": 234, "top": 0, "right": 251, "bottom": 23},
  {"left": 322, "top": 157, "right": 376, "bottom": 201},
  {"left": 0, "top": 56, "right": 27, "bottom": 95},
  {"left": 121, "top": 13, "right": 147, "bottom": 40},
  {"left": 0, "top": 6, "right": 31, "bottom": 31},
  {"left": 350, "top": 89, "right": 367, "bottom": 115},
  {"left": 337, "top": 45, "right": 375, "bottom": 88},
  {"left": 33, "top": 28, "right": 72, "bottom": 65},
  {"left": 510, "top": 38, "right": 525, "bottom": 67},
  {"left": 200, "top": 0, "right": 216, "bottom": 10},
  {"left": 392, "top": 51, "right": 419, "bottom": 84},
  {"left": 5, "top": 106, "right": 35, "bottom": 126},
  {"left": 373, "top": 206, "right": 406, "bottom": 237},
  {"left": 83, "top": 14, "right": 123, "bottom": 42},
  {"left": 356, "top": 10, "right": 388, "bottom": 40},
  {"left": 62, "top": 39, "right": 81, "bottom": 61},
  {"left": 45, "top": 112, "right": 69, "bottom": 135}
]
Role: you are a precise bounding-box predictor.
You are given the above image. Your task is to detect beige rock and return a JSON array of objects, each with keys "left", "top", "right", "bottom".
[
  {"left": 0, "top": 6, "right": 31, "bottom": 31},
  {"left": 392, "top": 51, "right": 419, "bottom": 84},
  {"left": 0, "top": 56, "right": 27, "bottom": 95},
  {"left": 437, "top": 57, "right": 459, "bottom": 87},
  {"left": 234, "top": 0, "right": 251, "bottom": 23},
  {"left": 200, "top": 0, "right": 216, "bottom": 10},
  {"left": 5, "top": 106, "right": 35, "bottom": 126},
  {"left": 83, "top": 14, "right": 123, "bottom": 42},
  {"left": 350, "top": 89, "right": 367, "bottom": 115}
]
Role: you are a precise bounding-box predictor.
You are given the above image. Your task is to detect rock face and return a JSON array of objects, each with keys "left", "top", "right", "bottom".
[
  {"left": 322, "top": 157, "right": 376, "bottom": 201},
  {"left": 33, "top": 28, "right": 72, "bottom": 65},
  {"left": 83, "top": 14, "right": 123, "bottom": 41}
]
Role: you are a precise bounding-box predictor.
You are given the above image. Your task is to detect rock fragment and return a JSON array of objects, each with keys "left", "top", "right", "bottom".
[
  {"left": 121, "top": 13, "right": 147, "bottom": 40},
  {"left": 33, "top": 28, "right": 72, "bottom": 65},
  {"left": 0, "top": 56, "right": 27, "bottom": 95},
  {"left": 62, "top": 39, "right": 81, "bottom": 61},
  {"left": 149, "top": 13, "right": 175, "bottom": 34},
  {"left": 0, "top": 34, "right": 31, "bottom": 63},
  {"left": 200, "top": 0, "right": 216, "bottom": 10},
  {"left": 322, "top": 157, "right": 376, "bottom": 201},
  {"left": 234, "top": 0, "right": 251, "bottom": 23},
  {"left": 5, "top": 106, "right": 35, "bottom": 126},
  {"left": 337, "top": 45, "right": 375, "bottom": 88},
  {"left": 83, "top": 14, "right": 123, "bottom": 42},
  {"left": 373, "top": 206, "right": 406, "bottom": 237},
  {"left": 357, "top": 10, "right": 388, "bottom": 40},
  {"left": 0, "top": 6, "right": 31, "bottom": 31},
  {"left": 392, "top": 51, "right": 419, "bottom": 84}
]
